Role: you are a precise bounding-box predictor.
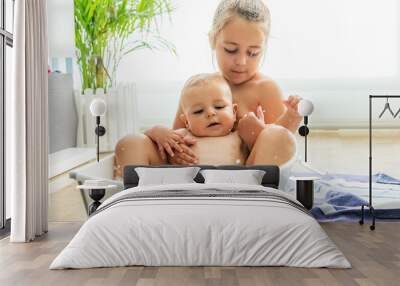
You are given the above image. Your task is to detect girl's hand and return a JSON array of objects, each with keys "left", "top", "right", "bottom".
[
  {"left": 145, "top": 126, "right": 188, "bottom": 161},
  {"left": 237, "top": 105, "right": 265, "bottom": 150},
  {"left": 168, "top": 132, "right": 198, "bottom": 165},
  {"left": 283, "top": 95, "right": 302, "bottom": 119},
  {"left": 168, "top": 142, "right": 199, "bottom": 165}
]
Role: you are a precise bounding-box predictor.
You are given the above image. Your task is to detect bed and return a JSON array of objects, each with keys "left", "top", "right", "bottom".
[{"left": 50, "top": 164, "right": 350, "bottom": 269}]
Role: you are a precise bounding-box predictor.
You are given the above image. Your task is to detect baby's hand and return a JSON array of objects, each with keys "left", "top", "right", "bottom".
[
  {"left": 283, "top": 95, "right": 302, "bottom": 118},
  {"left": 237, "top": 105, "right": 265, "bottom": 150},
  {"left": 168, "top": 142, "right": 198, "bottom": 165}
]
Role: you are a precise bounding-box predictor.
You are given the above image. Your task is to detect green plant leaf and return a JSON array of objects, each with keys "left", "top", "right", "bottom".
[{"left": 74, "top": 0, "right": 176, "bottom": 90}]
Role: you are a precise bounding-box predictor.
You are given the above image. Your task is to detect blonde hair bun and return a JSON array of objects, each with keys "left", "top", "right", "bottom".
[{"left": 209, "top": 0, "right": 271, "bottom": 49}]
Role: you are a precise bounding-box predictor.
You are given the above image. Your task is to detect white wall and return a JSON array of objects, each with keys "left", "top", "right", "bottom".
[
  {"left": 47, "top": 0, "right": 75, "bottom": 58},
  {"left": 47, "top": 0, "right": 400, "bottom": 129},
  {"left": 118, "top": 0, "right": 400, "bottom": 81}
]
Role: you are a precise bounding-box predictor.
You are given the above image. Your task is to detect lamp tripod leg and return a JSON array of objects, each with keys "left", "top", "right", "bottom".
[
  {"left": 359, "top": 204, "right": 364, "bottom": 225},
  {"left": 96, "top": 116, "right": 100, "bottom": 162},
  {"left": 97, "top": 124, "right": 99, "bottom": 162},
  {"left": 370, "top": 206, "right": 376, "bottom": 231},
  {"left": 305, "top": 133, "right": 307, "bottom": 162}
]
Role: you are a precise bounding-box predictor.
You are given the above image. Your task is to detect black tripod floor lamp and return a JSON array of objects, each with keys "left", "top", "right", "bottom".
[
  {"left": 297, "top": 99, "right": 314, "bottom": 162},
  {"left": 89, "top": 98, "right": 107, "bottom": 162}
]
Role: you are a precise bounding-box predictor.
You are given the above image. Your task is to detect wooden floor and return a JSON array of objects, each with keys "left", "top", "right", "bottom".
[{"left": 0, "top": 221, "right": 399, "bottom": 286}]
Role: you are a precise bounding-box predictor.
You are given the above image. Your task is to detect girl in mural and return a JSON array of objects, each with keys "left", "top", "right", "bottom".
[{"left": 114, "top": 0, "right": 302, "bottom": 178}]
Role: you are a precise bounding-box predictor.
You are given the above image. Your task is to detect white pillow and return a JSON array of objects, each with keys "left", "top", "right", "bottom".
[
  {"left": 135, "top": 167, "right": 200, "bottom": 186},
  {"left": 200, "top": 169, "right": 266, "bottom": 185}
]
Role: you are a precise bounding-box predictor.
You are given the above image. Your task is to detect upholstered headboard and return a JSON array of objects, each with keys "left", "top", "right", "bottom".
[{"left": 123, "top": 165, "right": 280, "bottom": 189}]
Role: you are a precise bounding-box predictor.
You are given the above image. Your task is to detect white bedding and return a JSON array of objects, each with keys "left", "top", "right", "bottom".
[{"left": 50, "top": 183, "right": 350, "bottom": 269}]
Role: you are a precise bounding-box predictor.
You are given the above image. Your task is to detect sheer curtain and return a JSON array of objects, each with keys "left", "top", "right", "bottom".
[{"left": 8, "top": 0, "right": 48, "bottom": 242}]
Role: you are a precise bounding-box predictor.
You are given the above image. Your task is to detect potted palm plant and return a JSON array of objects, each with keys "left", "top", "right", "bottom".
[{"left": 73, "top": 0, "right": 175, "bottom": 150}]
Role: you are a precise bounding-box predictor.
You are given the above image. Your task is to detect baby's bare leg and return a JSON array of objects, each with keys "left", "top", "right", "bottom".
[
  {"left": 246, "top": 125, "right": 296, "bottom": 166},
  {"left": 114, "top": 134, "right": 166, "bottom": 178}
]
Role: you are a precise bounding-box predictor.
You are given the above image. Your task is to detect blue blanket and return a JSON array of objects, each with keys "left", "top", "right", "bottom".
[
  {"left": 289, "top": 172, "right": 400, "bottom": 221},
  {"left": 311, "top": 189, "right": 400, "bottom": 222},
  {"left": 318, "top": 172, "right": 400, "bottom": 185}
]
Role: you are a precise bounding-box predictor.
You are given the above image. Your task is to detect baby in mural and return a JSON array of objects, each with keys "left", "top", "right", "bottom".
[
  {"left": 173, "top": 73, "right": 248, "bottom": 166},
  {"left": 114, "top": 73, "right": 247, "bottom": 178}
]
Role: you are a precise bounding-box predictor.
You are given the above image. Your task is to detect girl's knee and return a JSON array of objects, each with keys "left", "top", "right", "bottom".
[
  {"left": 259, "top": 125, "right": 296, "bottom": 148},
  {"left": 250, "top": 125, "right": 297, "bottom": 165},
  {"left": 114, "top": 134, "right": 151, "bottom": 177},
  {"left": 115, "top": 134, "right": 148, "bottom": 165},
  {"left": 115, "top": 134, "right": 148, "bottom": 153},
  {"left": 115, "top": 133, "right": 164, "bottom": 167}
]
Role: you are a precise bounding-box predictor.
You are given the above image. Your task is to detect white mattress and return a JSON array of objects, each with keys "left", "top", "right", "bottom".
[{"left": 50, "top": 183, "right": 350, "bottom": 269}]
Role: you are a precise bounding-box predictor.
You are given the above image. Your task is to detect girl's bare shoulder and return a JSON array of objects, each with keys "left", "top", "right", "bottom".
[
  {"left": 255, "top": 75, "right": 280, "bottom": 90},
  {"left": 257, "top": 77, "right": 282, "bottom": 102},
  {"left": 246, "top": 74, "right": 283, "bottom": 102},
  {"left": 231, "top": 74, "right": 283, "bottom": 111}
]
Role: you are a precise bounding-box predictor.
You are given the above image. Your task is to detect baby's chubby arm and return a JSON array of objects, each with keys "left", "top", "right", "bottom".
[
  {"left": 237, "top": 80, "right": 301, "bottom": 149},
  {"left": 256, "top": 80, "right": 302, "bottom": 133},
  {"left": 237, "top": 106, "right": 265, "bottom": 150}
]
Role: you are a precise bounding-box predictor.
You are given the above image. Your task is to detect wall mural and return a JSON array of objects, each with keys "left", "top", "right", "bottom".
[{"left": 47, "top": 0, "right": 400, "bottom": 226}]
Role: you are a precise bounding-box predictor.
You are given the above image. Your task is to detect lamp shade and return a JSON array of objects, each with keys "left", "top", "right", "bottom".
[
  {"left": 298, "top": 99, "right": 314, "bottom": 116},
  {"left": 89, "top": 98, "right": 107, "bottom": 116}
]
